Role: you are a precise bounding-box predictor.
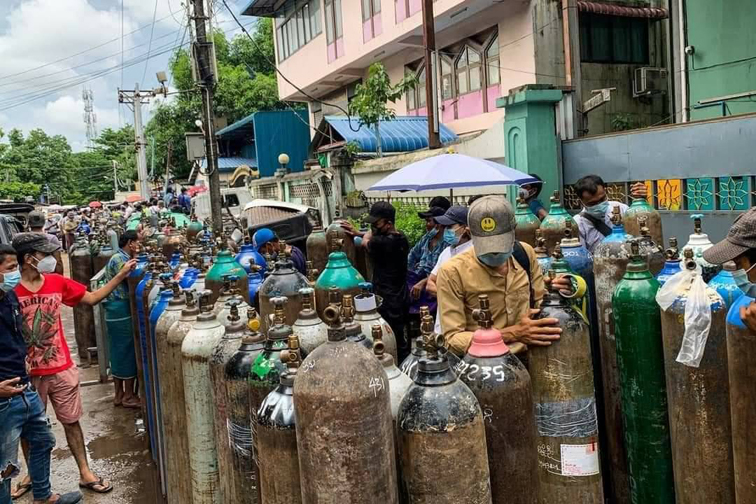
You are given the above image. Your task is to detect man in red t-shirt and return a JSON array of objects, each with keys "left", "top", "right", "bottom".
[{"left": 12, "top": 233, "right": 135, "bottom": 496}]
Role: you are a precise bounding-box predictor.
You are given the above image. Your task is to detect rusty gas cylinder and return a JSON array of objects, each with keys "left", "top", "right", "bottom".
[
  {"left": 623, "top": 195, "right": 663, "bottom": 245},
  {"left": 181, "top": 291, "right": 226, "bottom": 504},
  {"left": 326, "top": 218, "right": 357, "bottom": 266},
  {"left": 292, "top": 287, "right": 328, "bottom": 355},
  {"left": 637, "top": 215, "right": 665, "bottom": 275},
  {"left": 154, "top": 284, "right": 187, "bottom": 504},
  {"left": 343, "top": 293, "right": 373, "bottom": 349},
  {"left": 210, "top": 301, "right": 246, "bottom": 503},
  {"left": 535, "top": 229, "right": 552, "bottom": 274},
  {"left": 530, "top": 272, "right": 604, "bottom": 504},
  {"left": 257, "top": 333, "right": 303, "bottom": 504},
  {"left": 294, "top": 292, "right": 398, "bottom": 503},
  {"left": 259, "top": 242, "right": 309, "bottom": 333},
  {"left": 216, "top": 277, "right": 250, "bottom": 329},
  {"left": 400, "top": 306, "right": 460, "bottom": 380},
  {"left": 591, "top": 205, "right": 631, "bottom": 504},
  {"left": 726, "top": 293, "right": 756, "bottom": 503},
  {"left": 306, "top": 225, "right": 328, "bottom": 279},
  {"left": 373, "top": 324, "right": 412, "bottom": 504},
  {"left": 540, "top": 191, "right": 576, "bottom": 255},
  {"left": 224, "top": 312, "right": 265, "bottom": 503},
  {"left": 249, "top": 296, "right": 292, "bottom": 503},
  {"left": 69, "top": 234, "right": 96, "bottom": 358},
  {"left": 456, "top": 295, "right": 539, "bottom": 504},
  {"left": 515, "top": 197, "right": 541, "bottom": 247},
  {"left": 398, "top": 313, "right": 492, "bottom": 503},
  {"left": 660, "top": 249, "right": 734, "bottom": 504}
]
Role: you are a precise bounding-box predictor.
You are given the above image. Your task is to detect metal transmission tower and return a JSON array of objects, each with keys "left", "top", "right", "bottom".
[{"left": 82, "top": 88, "right": 98, "bottom": 149}]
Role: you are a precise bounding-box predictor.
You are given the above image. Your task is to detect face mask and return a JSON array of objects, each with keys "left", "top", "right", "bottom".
[
  {"left": 478, "top": 251, "right": 513, "bottom": 267},
  {"left": 584, "top": 200, "right": 609, "bottom": 219},
  {"left": 33, "top": 255, "right": 57, "bottom": 274},
  {"left": 0, "top": 269, "right": 21, "bottom": 292},
  {"left": 371, "top": 224, "right": 385, "bottom": 236},
  {"left": 443, "top": 228, "right": 461, "bottom": 246}
]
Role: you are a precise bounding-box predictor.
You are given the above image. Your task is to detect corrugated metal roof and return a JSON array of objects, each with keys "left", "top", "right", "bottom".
[
  {"left": 577, "top": 1, "right": 668, "bottom": 18},
  {"left": 201, "top": 157, "right": 258, "bottom": 173},
  {"left": 216, "top": 113, "right": 256, "bottom": 138},
  {"left": 323, "top": 116, "right": 458, "bottom": 153},
  {"left": 240, "top": 0, "right": 280, "bottom": 17}
]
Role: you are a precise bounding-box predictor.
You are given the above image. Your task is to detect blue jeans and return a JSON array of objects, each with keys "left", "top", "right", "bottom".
[{"left": 0, "top": 387, "right": 56, "bottom": 504}]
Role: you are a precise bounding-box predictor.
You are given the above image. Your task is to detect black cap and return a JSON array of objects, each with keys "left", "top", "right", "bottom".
[
  {"left": 28, "top": 211, "right": 45, "bottom": 228},
  {"left": 417, "top": 206, "right": 446, "bottom": 219},
  {"left": 429, "top": 196, "right": 451, "bottom": 211},
  {"left": 12, "top": 232, "right": 60, "bottom": 255},
  {"left": 364, "top": 201, "right": 396, "bottom": 224}
]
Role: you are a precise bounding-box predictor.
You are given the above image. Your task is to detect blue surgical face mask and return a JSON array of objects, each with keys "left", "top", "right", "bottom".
[
  {"left": 584, "top": 200, "right": 610, "bottom": 219},
  {"left": 478, "top": 251, "right": 513, "bottom": 267},
  {"left": 1, "top": 269, "right": 21, "bottom": 292},
  {"left": 443, "top": 228, "right": 460, "bottom": 246}
]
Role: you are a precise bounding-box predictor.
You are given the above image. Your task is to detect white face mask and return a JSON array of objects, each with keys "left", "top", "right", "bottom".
[{"left": 33, "top": 255, "right": 57, "bottom": 274}]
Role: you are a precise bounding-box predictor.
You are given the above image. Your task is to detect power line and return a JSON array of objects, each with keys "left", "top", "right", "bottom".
[{"left": 142, "top": 0, "right": 161, "bottom": 84}]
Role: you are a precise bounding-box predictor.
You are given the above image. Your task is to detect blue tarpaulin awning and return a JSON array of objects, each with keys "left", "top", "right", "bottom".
[
  {"left": 313, "top": 116, "right": 458, "bottom": 154},
  {"left": 201, "top": 157, "right": 258, "bottom": 173}
]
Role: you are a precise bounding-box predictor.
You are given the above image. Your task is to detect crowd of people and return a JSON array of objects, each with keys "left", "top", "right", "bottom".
[{"left": 2, "top": 173, "right": 756, "bottom": 504}]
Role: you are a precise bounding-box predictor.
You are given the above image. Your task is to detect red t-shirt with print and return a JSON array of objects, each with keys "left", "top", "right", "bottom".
[{"left": 15, "top": 274, "right": 87, "bottom": 376}]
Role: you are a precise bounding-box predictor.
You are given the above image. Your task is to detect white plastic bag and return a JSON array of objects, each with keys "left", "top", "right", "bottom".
[{"left": 655, "top": 269, "right": 712, "bottom": 368}]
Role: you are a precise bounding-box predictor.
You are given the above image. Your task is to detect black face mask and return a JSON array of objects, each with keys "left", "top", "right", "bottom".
[{"left": 371, "top": 224, "right": 385, "bottom": 235}]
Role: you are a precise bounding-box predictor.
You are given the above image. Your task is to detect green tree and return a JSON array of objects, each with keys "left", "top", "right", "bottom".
[{"left": 348, "top": 63, "right": 417, "bottom": 157}]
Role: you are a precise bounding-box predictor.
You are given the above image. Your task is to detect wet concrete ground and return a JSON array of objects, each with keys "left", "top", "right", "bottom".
[{"left": 15, "top": 256, "right": 161, "bottom": 504}]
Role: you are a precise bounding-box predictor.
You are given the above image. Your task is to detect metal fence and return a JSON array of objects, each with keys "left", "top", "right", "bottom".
[{"left": 89, "top": 267, "right": 110, "bottom": 384}]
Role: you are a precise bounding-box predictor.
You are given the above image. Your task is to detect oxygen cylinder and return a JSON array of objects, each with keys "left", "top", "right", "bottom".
[
  {"left": 355, "top": 282, "right": 398, "bottom": 362},
  {"left": 135, "top": 263, "right": 160, "bottom": 463},
  {"left": 257, "top": 333, "right": 303, "bottom": 504},
  {"left": 456, "top": 295, "right": 538, "bottom": 504},
  {"left": 236, "top": 237, "right": 267, "bottom": 275},
  {"left": 216, "top": 280, "right": 250, "bottom": 330},
  {"left": 682, "top": 214, "right": 721, "bottom": 282},
  {"left": 258, "top": 242, "right": 309, "bottom": 333},
  {"left": 206, "top": 247, "right": 249, "bottom": 304},
  {"left": 224, "top": 313, "right": 265, "bottom": 503},
  {"left": 127, "top": 253, "right": 149, "bottom": 421},
  {"left": 294, "top": 292, "right": 398, "bottom": 503},
  {"left": 326, "top": 218, "right": 357, "bottom": 267},
  {"left": 342, "top": 294, "right": 373, "bottom": 349},
  {"left": 726, "top": 293, "right": 756, "bottom": 503},
  {"left": 398, "top": 313, "right": 491, "bottom": 503},
  {"left": 530, "top": 272, "right": 604, "bottom": 504},
  {"left": 314, "top": 238, "right": 366, "bottom": 320},
  {"left": 372, "top": 324, "right": 412, "bottom": 504},
  {"left": 400, "top": 307, "right": 461, "bottom": 380},
  {"left": 614, "top": 241, "right": 675, "bottom": 503},
  {"left": 209, "top": 301, "right": 246, "bottom": 504},
  {"left": 623, "top": 196, "right": 663, "bottom": 245},
  {"left": 93, "top": 240, "right": 115, "bottom": 274},
  {"left": 708, "top": 261, "right": 745, "bottom": 309},
  {"left": 660, "top": 249, "right": 734, "bottom": 504},
  {"left": 69, "top": 234, "right": 96, "bottom": 358},
  {"left": 292, "top": 288, "right": 328, "bottom": 355},
  {"left": 535, "top": 229, "right": 552, "bottom": 274},
  {"left": 637, "top": 215, "right": 665, "bottom": 275},
  {"left": 515, "top": 197, "right": 541, "bottom": 247},
  {"left": 592, "top": 205, "right": 631, "bottom": 504},
  {"left": 154, "top": 286, "right": 190, "bottom": 504},
  {"left": 248, "top": 267, "right": 264, "bottom": 308},
  {"left": 656, "top": 238, "right": 682, "bottom": 287},
  {"left": 306, "top": 225, "right": 328, "bottom": 278},
  {"left": 249, "top": 297, "right": 293, "bottom": 504},
  {"left": 181, "top": 291, "right": 225, "bottom": 504},
  {"left": 540, "top": 190, "right": 576, "bottom": 255},
  {"left": 187, "top": 215, "right": 204, "bottom": 242}
]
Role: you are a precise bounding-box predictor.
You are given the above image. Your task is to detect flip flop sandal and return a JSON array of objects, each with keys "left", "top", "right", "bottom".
[
  {"left": 11, "top": 482, "right": 31, "bottom": 500},
  {"left": 57, "top": 491, "right": 83, "bottom": 504},
  {"left": 79, "top": 478, "right": 113, "bottom": 494}
]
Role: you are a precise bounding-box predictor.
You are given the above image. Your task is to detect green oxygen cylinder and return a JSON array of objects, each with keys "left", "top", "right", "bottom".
[
  {"left": 613, "top": 240, "right": 675, "bottom": 504},
  {"left": 515, "top": 197, "right": 541, "bottom": 247},
  {"left": 540, "top": 190, "right": 576, "bottom": 255},
  {"left": 623, "top": 195, "right": 663, "bottom": 246}
]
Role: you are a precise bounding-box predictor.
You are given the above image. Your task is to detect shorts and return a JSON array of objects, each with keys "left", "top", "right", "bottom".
[{"left": 31, "top": 367, "right": 83, "bottom": 425}]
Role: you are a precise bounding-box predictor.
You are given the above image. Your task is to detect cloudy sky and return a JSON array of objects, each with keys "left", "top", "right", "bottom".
[{"left": 0, "top": 0, "right": 254, "bottom": 152}]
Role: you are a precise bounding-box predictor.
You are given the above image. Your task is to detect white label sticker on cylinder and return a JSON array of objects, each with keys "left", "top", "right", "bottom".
[{"left": 560, "top": 443, "right": 599, "bottom": 476}]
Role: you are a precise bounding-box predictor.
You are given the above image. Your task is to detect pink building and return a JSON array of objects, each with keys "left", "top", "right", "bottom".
[{"left": 242, "top": 0, "right": 540, "bottom": 139}]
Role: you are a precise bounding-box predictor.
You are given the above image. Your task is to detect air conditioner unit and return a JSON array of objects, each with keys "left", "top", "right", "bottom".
[{"left": 633, "top": 67, "right": 668, "bottom": 97}]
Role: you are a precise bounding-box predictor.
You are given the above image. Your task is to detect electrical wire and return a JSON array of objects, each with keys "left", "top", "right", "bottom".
[{"left": 142, "top": 0, "right": 161, "bottom": 84}]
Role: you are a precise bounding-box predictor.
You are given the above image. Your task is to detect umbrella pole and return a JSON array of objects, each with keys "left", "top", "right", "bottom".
[{"left": 449, "top": 188, "right": 453, "bottom": 203}]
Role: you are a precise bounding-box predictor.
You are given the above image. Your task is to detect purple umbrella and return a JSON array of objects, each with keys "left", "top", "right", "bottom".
[{"left": 367, "top": 153, "right": 537, "bottom": 192}]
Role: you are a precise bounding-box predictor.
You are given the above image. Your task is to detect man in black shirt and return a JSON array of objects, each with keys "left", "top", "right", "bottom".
[
  {"left": 0, "top": 244, "right": 82, "bottom": 504},
  {"left": 342, "top": 202, "right": 411, "bottom": 362}
]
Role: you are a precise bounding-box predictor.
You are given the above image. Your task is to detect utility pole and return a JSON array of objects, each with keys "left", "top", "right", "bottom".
[
  {"left": 421, "top": 0, "right": 441, "bottom": 149},
  {"left": 118, "top": 84, "right": 151, "bottom": 199},
  {"left": 112, "top": 160, "right": 119, "bottom": 195},
  {"left": 189, "top": 0, "right": 223, "bottom": 234}
]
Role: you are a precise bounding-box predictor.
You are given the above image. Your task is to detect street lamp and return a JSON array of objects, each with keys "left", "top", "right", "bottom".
[{"left": 277, "top": 153, "right": 290, "bottom": 176}]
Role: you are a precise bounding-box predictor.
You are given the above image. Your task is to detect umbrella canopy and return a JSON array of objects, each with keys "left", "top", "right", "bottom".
[
  {"left": 187, "top": 185, "right": 208, "bottom": 197},
  {"left": 48, "top": 204, "right": 62, "bottom": 211},
  {"left": 368, "top": 153, "right": 537, "bottom": 192},
  {"left": 124, "top": 193, "right": 143, "bottom": 203},
  {"left": 88, "top": 201, "right": 102, "bottom": 208}
]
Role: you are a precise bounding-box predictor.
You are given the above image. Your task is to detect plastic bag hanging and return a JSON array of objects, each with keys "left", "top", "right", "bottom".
[{"left": 655, "top": 257, "right": 712, "bottom": 368}]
